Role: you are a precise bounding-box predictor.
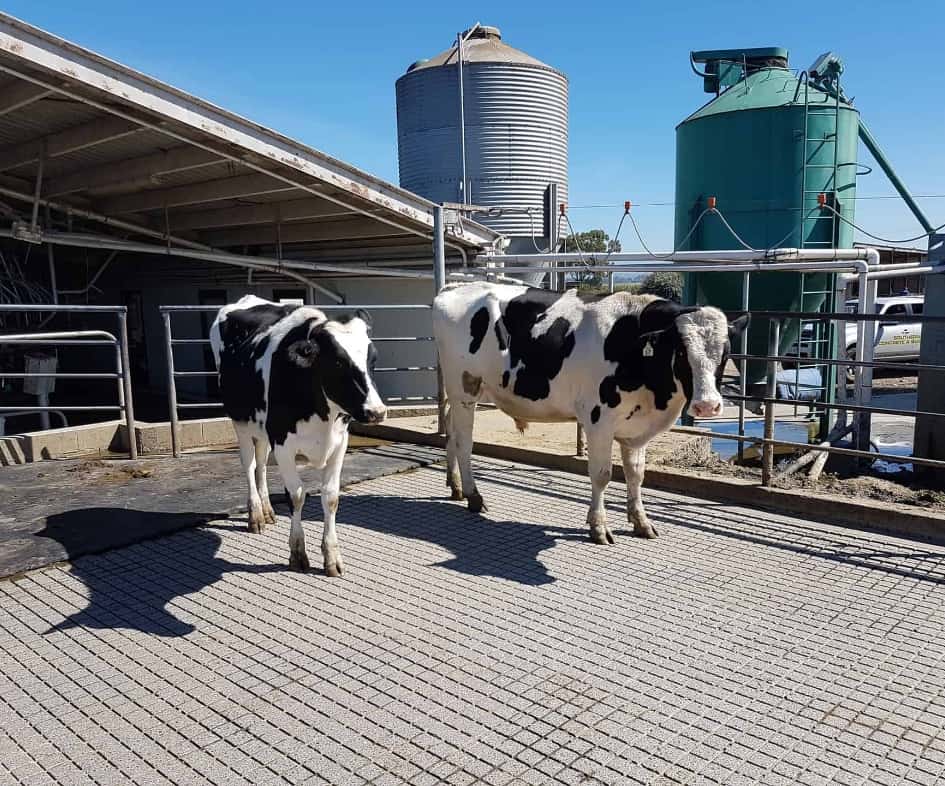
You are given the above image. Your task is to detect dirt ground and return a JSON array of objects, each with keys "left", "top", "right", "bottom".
[{"left": 391, "top": 408, "right": 945, "bottom": 514}]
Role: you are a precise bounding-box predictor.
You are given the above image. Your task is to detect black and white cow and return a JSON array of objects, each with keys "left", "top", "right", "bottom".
[
  {"left": 433, "top": 283, "right": 748, "bottom": 544},
  {"left": 210, "top": 295, "right": 386, "bottom": 575}
]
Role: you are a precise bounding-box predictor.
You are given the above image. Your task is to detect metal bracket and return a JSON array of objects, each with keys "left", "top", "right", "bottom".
[{"left": 12, "top": 220, "right": 43, "bottom": 244}]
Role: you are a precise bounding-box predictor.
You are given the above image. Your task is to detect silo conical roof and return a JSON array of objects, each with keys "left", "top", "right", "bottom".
[{"left": 404, "top": 26, "right": 561, "bottom": 74}]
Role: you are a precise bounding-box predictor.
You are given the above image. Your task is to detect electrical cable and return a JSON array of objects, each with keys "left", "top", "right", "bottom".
[{"left": 820, "top": 202, "right": 945, "bottom": 244}]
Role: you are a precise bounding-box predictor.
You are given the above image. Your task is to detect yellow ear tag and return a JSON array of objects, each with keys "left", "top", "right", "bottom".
[{"left": 642, "top": 340, "right": 654, "bottom": 358}]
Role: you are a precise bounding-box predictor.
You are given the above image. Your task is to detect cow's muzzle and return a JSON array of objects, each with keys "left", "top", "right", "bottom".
[
  {"left": 360, "top": 406, "right": 387, "bottom": 425},
  {"left": 689, "top": 399, "right": 723, "bottom": 419}
]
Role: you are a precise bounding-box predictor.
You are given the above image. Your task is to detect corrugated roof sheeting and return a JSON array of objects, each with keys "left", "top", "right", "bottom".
[
  {"left": 0, "top": 99, "right": 100, "bottom": 148},
  {"left": 0, "top": 11, "right": 501, "bottom": 264}
]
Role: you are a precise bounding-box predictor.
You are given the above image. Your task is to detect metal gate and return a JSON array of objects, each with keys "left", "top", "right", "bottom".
[{"left": 159, "top": 303, "right": 437, "bottom": 458}]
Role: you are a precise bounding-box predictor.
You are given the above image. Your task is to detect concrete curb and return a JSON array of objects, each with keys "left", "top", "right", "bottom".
[{"left": 354, "top": 423, "right": 945, "bottom": 545}]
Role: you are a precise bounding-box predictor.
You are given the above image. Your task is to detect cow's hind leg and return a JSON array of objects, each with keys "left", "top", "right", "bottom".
[
  {"left": 274, "top": 446, "right": 309, "bottom": 571},
  {"left": 586, "top": 427, "right": 615, "bottom": 545},
  {"left": 254, "top": 437, "right": 276, "bottom": 527},
  {"left": 444, "top": 403, "right": 464, "bottom": 501},
  {"left": 619, "top": 441, "right": 657, "bottom": 538},
  {"left": 320, "top": 430, "right": 348, "bottom": 577},
  {"left": 236, "top": 423, "right": 265, "bottom": 533},
  {"left": 447, "top": 386, "right": 485, "bottom": 512}
]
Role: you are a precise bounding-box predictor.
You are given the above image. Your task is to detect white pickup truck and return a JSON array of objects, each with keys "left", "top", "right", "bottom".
[{"left": 791, "top": 294, "right": 924, "bottom": 382}]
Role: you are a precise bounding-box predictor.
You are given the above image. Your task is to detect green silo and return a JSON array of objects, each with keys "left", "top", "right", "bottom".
[{"left": 675, "top": 48, "right": 859, "bottom": 381}]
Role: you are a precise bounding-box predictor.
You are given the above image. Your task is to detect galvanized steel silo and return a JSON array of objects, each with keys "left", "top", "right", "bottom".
[{"left": 396, "top": 26, "right": 568, "bottom": 256}]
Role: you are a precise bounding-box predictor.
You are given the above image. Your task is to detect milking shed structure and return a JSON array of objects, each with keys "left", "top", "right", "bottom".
[{"left": 0, "top": 13, "right": 505, "bottom": 430}]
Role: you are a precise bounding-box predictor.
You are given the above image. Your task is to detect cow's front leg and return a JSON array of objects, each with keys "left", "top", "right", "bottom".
[
  {"left": 320, "top": 431, "right": 347, "bottom": 577},
  {"left": 585, "top": 427, "right": 615, "bottom": 545},
  {"left": 619, "top": 441, "right": 657, "bottom": 538},
  {"left": 254, "top": 437, "right": 276, "bottom": 527},
  {"left": 274, "top": 447, "right": 309, "bottom": 571}
]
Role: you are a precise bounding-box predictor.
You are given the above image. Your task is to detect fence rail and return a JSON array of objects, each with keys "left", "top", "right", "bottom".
[
  {"left": 0, "top": 305, "right": 137, "bottom": 457},
  {"left": 159, "top": 303, "right": 436, "bottom": 458}
]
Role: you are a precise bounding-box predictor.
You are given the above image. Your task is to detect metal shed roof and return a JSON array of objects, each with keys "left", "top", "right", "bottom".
[{"left": 0, "top": 13, "right": 501, "bottom": 278}]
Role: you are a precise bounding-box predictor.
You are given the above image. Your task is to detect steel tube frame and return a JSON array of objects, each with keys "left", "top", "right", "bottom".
[{"left": 0, "top": 309, "right": 136, "bottom": 457}]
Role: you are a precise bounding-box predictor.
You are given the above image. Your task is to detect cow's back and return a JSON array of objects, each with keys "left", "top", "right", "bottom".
[{"left": 211, "top": 297, "right": 298, "bottom": 424}]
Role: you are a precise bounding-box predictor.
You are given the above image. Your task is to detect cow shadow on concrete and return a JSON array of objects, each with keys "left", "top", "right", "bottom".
[
  {"left": 337, "top": 494, "right": 580, "bottom": 586},
  {"left": 37, "top": 510, "right": 282, "bottom": 637}
]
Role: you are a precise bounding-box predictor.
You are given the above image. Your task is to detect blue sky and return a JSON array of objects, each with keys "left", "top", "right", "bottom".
[{"left": 7, "top": 0, "right": 944, "bottom": 249}]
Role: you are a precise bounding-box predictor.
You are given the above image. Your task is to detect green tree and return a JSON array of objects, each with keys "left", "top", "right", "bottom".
[
  {"left": 639, "top": 271, "right": 684, "bottom": 302},
  {"left": 561, "top": 229, "right": 621, "bottom": 290}
]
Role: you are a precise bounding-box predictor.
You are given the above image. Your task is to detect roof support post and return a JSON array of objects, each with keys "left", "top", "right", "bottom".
[
  {"left": 433, "top": 204, "right": 447, "bottom": 435},
  {"left": 30, "top": 139, "right": 45, "bottom": 232}
]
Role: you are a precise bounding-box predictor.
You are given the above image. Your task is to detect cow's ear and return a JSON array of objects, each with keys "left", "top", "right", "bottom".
[
  {"left": 287, "top": 337, "right": 319, "bottom": 367},
  {"left": 355, "top": 308, "right": 373, "bottom": 335},
  {"left": 728, "top": 313, "right": 750, "bottom": 341},
  {"left": 639, "top": 300, "right": 699, "bottom": 337}
]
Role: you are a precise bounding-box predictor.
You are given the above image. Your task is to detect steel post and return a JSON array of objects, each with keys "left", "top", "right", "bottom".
[
  {"left": 855, "top": 278, "right": 877, "bottom": 455},
  {"left": 117, "top": 310, "right": 138, "bottom": 460},
  {"left": 914, "top": 234, "right": 945, "bottom": 484},
  {"left": 737, "top": 271, "right": 750, "bottom": 463},
  {"left": 433, "top": 205, "right": 447, "bottom": 435},
  {"left": 762, "top": 319, "right": 781, "bottom": 486},
  {"left": 162, "top": 310, "right": 181, "bottom": 458}
]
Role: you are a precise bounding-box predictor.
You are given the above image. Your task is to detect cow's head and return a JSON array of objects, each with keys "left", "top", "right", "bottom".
[
  {"left": 288, "top": 309, "right": 387, "bottom": 424},
  {"left": 639, "top": 300, "right": 749, "bottom": 419}
]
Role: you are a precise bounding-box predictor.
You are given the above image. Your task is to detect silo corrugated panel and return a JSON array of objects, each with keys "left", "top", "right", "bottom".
[{"left": 396, "top": 28, "right": 568, "bottom": 250}]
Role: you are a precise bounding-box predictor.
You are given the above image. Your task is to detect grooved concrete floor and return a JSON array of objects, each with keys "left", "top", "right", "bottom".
[{"left": 3, "top": 455, "right": 945, "bottom": 785}]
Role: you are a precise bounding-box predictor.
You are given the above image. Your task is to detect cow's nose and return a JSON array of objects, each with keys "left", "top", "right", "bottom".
[
  {"left": 366, "top": 406, "right": 387, "bottom": 424},
  {"left": 691, "top": 400, "right": 723, "bottom": 418}
]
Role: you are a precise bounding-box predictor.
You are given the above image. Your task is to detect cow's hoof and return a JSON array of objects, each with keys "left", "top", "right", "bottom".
[
  {"left": 263, "top": 506, "right": 277, "bottom": 526},
  {"left": 589, "top": 526, "right": 615, "bottom": 545},
  {"left": 248, "top": 507, "right": 267, "bottom": 533},
  {"left": 632, "top": 523, "right": 659, "bottom": 539},
  {"left": 289, "top": 551, "right": 310, "bottom": 572},
  {"left": 467, "top": 492, "right": 487, "bottom": 514},
  {"left": 449, "top": 487, "right": 464, "bottom": 501},
  {"left": 324, "top": 561, "right": 343, "bottom": 578}
]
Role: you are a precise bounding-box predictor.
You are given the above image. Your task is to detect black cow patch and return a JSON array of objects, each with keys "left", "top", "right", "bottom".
[
  {"left": 494, "top": 319, "right": 507, "bottom": 351},
  {"left": 217, "top": 305, "right": 378, "bottom": 448},
  {"left": 598, "top": 300, "right": 696, "bottom": 412},
  {"left": 501, "top": 370, "right": 510, "bottom": 388},
  {"left": 217, "top": 303, "right": 296, "bottom": 424},
  {"left": 468, "top": 307, "right": 490, "bottom": 354},
  {"left": 502, "top": 289, "right": 576, "bottom": 401},
  {"left": 590, "top": 405, "right": 601, "bottom": 424}
]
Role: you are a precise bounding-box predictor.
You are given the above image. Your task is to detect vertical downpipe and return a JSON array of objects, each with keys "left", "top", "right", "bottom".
[
  {"left": 433, "top": 206, "right": 447, "bottom": 436},
  {"left": 456, "top": 33, "right": 468, "bottom": 204},
  {"left": 762, "top": 319, "right": 781, "bottom": 486}
]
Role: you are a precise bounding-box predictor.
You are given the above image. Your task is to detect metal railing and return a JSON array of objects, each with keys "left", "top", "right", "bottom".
[
  {"left": 160, "top": 303, "right": 436, "bottom": 458},
  {"left": 717, "top": 308, "right": 945, "bottom": 481},
  {"left": 0, "top": 304, "right": 137, "bottom": 458},
  {"left": 470, "top": 248, "right": 945, "bottom": 485}
]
